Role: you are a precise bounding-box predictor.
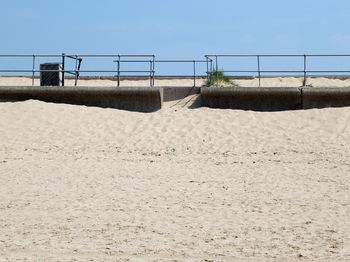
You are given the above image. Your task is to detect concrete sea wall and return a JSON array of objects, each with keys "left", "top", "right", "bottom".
[
  {"left": 201, "top": 87, "right": 302, "bottom": 111},
  {"left": 201, "top": 86, "right": 350, "bottom": 110},
  {"left": 302, "top": 87, "right": 350, "bottom": 109},
  {"left": 0, "top": 86, "right": 163, "bottom": 112},
  {"left": 1, "top": 85, "right": 350, "bottom": 111}
]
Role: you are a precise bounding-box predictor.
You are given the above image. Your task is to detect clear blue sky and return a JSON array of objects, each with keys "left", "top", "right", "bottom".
[{"left": 1, "top": 0, "right": 350, "bottom": 75}]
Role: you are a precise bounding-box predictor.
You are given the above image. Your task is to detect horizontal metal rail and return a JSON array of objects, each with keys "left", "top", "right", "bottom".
[
  {"left": 112, "top": 59, "right": 208, "bottom": 87},
  {"left": 205, "top": 54, "right": 350, "bottom": 57},
  {"left": 1, "top": 54, "right": 350, "bottom": 88},
  {"left": 115, "top": 60, "right": 207, "bottom": 63},
  {"left": 0, "top": 70, "right": 154, "bottom": 73},
  {"left": 0, "top": 54, "right": 157, "bottom": 87},
  {"left": 154, "top": 60, "right": 208, "bottom": 87},
  {"left": 205, "top": 54, "right": 350, "bottom": 87},
  {"left": 211, "top": 70, "right": 350, "bottom": 73},
  {"left": 0, "top": 54, "right": 155, "bottom": 57}
]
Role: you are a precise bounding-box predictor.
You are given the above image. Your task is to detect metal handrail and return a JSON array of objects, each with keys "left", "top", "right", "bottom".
[
  {"left": 205, "top": 54, "right": 350, "bottom": 57},
  {"left": 0, "top": 54, "right": 157, "bottom": 87},
  {"left": 154, "top": 60, "right": 207, "bottom": 87},
  {"left": 112, "top": 55, "right": 155, "bottom": 86},
  {"left": 0, "top": 55, "right": 209, "bottom": 87},
  {"left": 205, "top": 54, "right": 350, "bottom": 87},
  {"left": 1, "top": 54, "right": 350, "bottom": 87},
  {"left": 115, "top": 59, "right": 208, "bottom": 86}
]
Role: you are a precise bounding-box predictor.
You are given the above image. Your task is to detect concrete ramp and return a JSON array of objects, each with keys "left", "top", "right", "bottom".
[
  {"left": 302, "top": 87, "right": 350, "bottom": 109},
  {"left": 0, "top": 86, "right": 163, "bottom": 112},
  {"left": 162, "top": 86, "right": 200, "bottom": 101},
  {"left": 201, "top": 87, "right": 302, "bottom": 111}
]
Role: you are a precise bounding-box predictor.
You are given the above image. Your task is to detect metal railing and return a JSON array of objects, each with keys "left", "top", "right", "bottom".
[
  {"left": 155, "top": 59, "right": 207, "bottom": 87},
  {"left": 0, "top": 54, "right": 156, "bottom": 87},
  {"left": 1, "top": 54, "right": 350, "bottom": 87},
  {"left": 205, "top": 54, "right": 350, "bottom": 87},
  {"left": 113, "top": 55, "right": 155, "bottom": 86},
  {"left": 116, "top": 59, "right": 208, "bottom": 87},
  {"left": 61, "top": 54, "right": 82, "bottom": 86},
  {"left": 0, "top": 54, "right": 210, "bottom": 87},
  {"left": 0, "top": 54, "right": 83, "bottom": 86}
]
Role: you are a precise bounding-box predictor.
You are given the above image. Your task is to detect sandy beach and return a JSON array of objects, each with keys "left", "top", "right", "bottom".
[
  {"left": 0, "top": 84, "right": 350, "bottom": 261},
  {"left": 2, "top": 76, "right": 350, "bottom": 87}
]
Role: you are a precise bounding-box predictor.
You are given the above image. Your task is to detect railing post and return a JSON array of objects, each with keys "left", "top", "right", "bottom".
[
  {"left": 32, "top": 55, "right": 35, "bottom": 86},
  {"left": 303, "top": 54, "right": 307, "bottom": 87},
  {"left": 117, "top": 55, "right": 120, "bottom": 87},
  {"left": 61, "top": 53, "right": 65, "bottom": 86},
  {"left": 77, "top": 58, "right": 82, "bottom": 86},
  {"left": 152, "top": 55, "right": 155, "bottom": 87},
  {"left": 206, "top": 56, "right": 209, "bottom": 81},
  {"left": 74, "top": 55, "right": 78, "bottom": 87},
  {"left": 257, "top": 55, "right": 261, "bottom": 87},
  {"left": 216, "top": 55, "right": 218, "bottom": 87},
  {"left": 149, "top": 60, "right": 152, "bottom": 87},
  {"left": 193, "top": 60, "right": 196, "bottom": 87}
]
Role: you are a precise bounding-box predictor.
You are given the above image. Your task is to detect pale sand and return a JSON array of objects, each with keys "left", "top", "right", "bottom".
[
  {"left": 2, "top": 76, "right": 350, "bottom": 87},
  {"left": 0, "top": 94, "right": 350, "bottom": 261}
]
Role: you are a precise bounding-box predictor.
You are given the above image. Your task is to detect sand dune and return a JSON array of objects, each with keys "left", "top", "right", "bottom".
[{"left": 0, "top": 96, "right": 350, "bottom": 261}]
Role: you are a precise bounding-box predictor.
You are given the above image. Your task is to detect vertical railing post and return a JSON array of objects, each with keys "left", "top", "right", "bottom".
[
  {"left": 61, "top": 53, "right": 65, "bottom": 86},
  {"left": 216, "top": 55, "right": 219, "bottom": 87},
  {"left": 257, "top": 55, "right": 261, "bottom": 87},
  {"left": 149, "top": 60, "right": 152, "bottom": 87},
  {"left": 77, "top": 58, "right": 82, "bottom": 86},
  {"left": 152, "top": 55, "right": 155, "bottom": 87},
  {"left": 117, "top": 55, "right": 120, "bottom": 87},
  {"left": 193, "top": 60, "right": 196, "bottom": 87},
  {"left": 206, "top": 56, "right": 209, "bottom": 81},
  {"left": 74, "top": 55, "right": 78, "bottom": 87},
  {"left": 32, "top": 55, "right": 35, "bottom": 86},
  {"left": 303, "top": 54, "right": 307, "bottom": 87}
]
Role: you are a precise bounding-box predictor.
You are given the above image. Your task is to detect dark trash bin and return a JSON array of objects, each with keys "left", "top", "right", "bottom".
[{"left": 40, "top": 63, "right": 62, "bottom": 86}]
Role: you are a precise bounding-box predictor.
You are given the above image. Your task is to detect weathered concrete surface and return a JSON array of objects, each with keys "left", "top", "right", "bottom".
[
  {"left": 201, "top": 87, "right": 302, "bottom": 111},
  {"left": 162, "top": 86, "right": 200, "bottom": 102},
  {"left": 302, "top": 87, "right": 350, "bottom": 109},
  {"left": 0, "top": 86, "right": 163, "bottom": 112}
]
